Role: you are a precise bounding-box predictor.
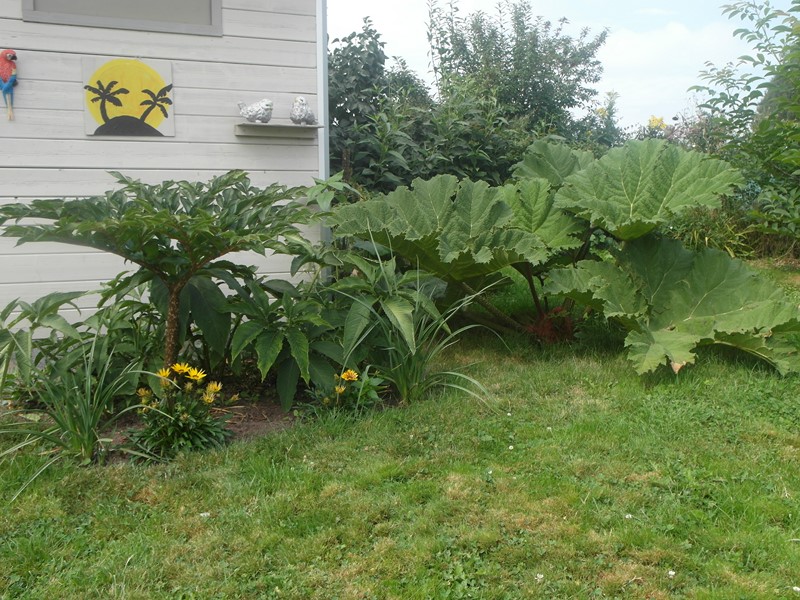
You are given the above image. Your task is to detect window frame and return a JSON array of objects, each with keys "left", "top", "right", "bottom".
[{"left": 21, "top": 0, "right": 223, "bottom": 36}]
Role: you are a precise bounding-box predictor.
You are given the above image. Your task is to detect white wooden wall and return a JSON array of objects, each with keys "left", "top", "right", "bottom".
[{"left": 0, "top": 0, "right": 324, "bottom": 318}]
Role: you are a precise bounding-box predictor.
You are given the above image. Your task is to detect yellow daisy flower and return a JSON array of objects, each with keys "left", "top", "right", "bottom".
[
  {"left": 335, "top": 385, "right": 346, "bottom": 395},
  {"left": 136, "top": 387, "right": 153, "bottom": 398},
  {"left": 171, "top": 362, "right": 191, "bottom": 375},
  {"left": 156, "top": 368, "right": 172, "bottom": 387},
  {"left": 187, "top": 367, "right": 207, "bottom": 382},
  {"left": 341, "top": 369, "right": 358, "bottom": 382},
  {"left": 206, "top": 381, "right": 223, "bottom": 394}
]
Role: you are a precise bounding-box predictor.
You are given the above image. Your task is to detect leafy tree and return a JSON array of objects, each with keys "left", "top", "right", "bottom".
[
  {"left": 688, "top": 1, "right": 800, "bottom": 255},
  {"left": 691, "top": 0, "right": 800, "bottom": 186},
  {"left": 327, "top": 6, "right": 613, "bottom": 193},
  {"left": 427, "top": 0, "right": 608, "bottom": 138},
  {"left": 571, "top": 92, "right": 628, "bottom": 155},
  {"left": 328, "top": 18, "right": 391, "bottom": 182}
]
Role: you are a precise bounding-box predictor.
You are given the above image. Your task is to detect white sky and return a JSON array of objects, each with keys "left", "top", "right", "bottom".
[{"left": 326, "top": 0, "right": 792, "bottom": 128}]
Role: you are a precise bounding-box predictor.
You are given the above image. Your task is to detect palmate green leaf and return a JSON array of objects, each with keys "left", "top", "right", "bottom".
[
  {"left": 0, "top": 171, "right": 305, "bottom": 282},
  {"left": 500, "top": 178, "right": 584, "bottom": 253},
  {"left": 439, "top": 180, "right": 512, "bottom": 263},
  {"left": 714, "top": 330, "right": 800, "bottom": 376},
  {"left": 555, "top": 139, "right": 745, "bottom": 240},
  {"left": 547, "top": 236, "right": 800, "bottom": 375},
  {"left": 512, "top": 140, "right": 594, "bottom": 186},
  {"left": 547, "top": 258, "right": 647, "bottom": 326},
  {"left": 625, "top": 328, "right": 700, "bottom": 374},
  {"left": 390, "top": 175, "right": 459, "bottom": 238},
  {"left": 621, "top": 238, "right": 800, "bottom": 338}
]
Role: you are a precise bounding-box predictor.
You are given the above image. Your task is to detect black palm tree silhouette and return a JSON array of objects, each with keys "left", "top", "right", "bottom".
[
  {"left": 139, "top": 84, "right": 173, "bottom": 123},
  {"left": 84, "top": 80, "right": 129, "bottom": 123}
]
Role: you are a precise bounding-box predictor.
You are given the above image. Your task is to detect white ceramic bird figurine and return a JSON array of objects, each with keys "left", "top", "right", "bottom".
[
  {"left": 238, "top": 98, "right": 273, "bottom": 123},
  {"left": 290, "top": 96, "right": 316, "bottom": 125}
]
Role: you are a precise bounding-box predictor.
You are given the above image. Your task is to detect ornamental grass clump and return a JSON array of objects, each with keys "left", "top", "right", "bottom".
[{"left": 132, "top": 362, "right": 230, "bottom": 458}]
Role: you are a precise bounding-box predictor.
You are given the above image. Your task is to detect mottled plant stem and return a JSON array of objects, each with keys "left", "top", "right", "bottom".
[
  {"left": 459, "top": 282, "right": 522, "bottom": 332},
  {"left": 164, "top": 283, "right": 183, "bottom": 369}
]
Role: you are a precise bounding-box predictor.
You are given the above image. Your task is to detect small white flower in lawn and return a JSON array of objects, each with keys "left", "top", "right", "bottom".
[
  {"left": 507, "top": 412, "right": 512, "bottom": 417},
  {"left": 508, "top": 445, "right": 514, "bottom": 450},
  {"left": 793, "top": 586, "right": 800, "bottom": 593},
  {"left": 667, "top": 570, "right": 676, "bottom": 578},
  {"left": 546, "top": 426, "right": 552, "bottom": 432},
  {"left": 535, "top": 573, "right": 544, "bottom": 583},
  {"left": 624, "top": 514, "right": 633, "bottom": 519},
  {"left": 199, "top": 512, "right": 211, "bottom": 518}
]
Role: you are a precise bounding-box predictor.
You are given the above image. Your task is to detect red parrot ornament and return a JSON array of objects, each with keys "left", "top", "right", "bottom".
[{"left": 0, "top": 49, "right": 17, "bottom": 121}]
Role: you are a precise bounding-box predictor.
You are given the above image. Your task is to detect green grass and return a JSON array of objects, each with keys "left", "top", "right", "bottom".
[{"left": 2, "top": 330, "right": 800, "bottom": 599}]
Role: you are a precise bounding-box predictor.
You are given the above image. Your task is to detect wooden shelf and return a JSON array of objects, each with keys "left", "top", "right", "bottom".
[{"left": 234, "top": 122, "right": 322, "bottom": 138}]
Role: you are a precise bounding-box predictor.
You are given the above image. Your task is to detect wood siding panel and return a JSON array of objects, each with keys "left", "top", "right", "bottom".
[
  {"left": 0, "top": 168, "right": 318, "bottom": 198},
  {"left": 0, "top": 248, "right": 296, "bottom": 282},
  {"left": 15, "top": 48, "right": 315, "bottom": 82},
  {"left": 1, "top": 0, "right": 318, "bottom": 18},
  {"left": 0, "top": 250, "right": 129, "bottom": 283},
  {"left": 223, "top": 9, "right": 315, "bottom": 42},
  {"left": 0, "top": 17, "right": 315, "bottom": 67},
  {"left": 227, "top": 0, "right": 316, "bottom": 16},
  {"left": 8, "top": 85, "right": 318, "bottom": 120},
  {"left": 1, "top": 110, "right": 319, "bottom": 143},
  {"left": 0, "top": 139, "right": 319, "bottom": 170}
]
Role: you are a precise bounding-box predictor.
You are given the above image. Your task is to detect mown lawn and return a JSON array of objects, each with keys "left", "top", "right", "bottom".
[{"left": 2, "top": 324, "right": 800, "bottom": 599}]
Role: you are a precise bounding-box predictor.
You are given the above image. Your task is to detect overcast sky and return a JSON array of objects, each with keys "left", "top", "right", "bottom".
[{"left": 326, "top": 0, "right": 792, "bottom": 128}]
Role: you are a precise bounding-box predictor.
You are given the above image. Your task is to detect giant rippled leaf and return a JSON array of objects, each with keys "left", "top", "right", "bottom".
[
  {"left": 512, "top": 140, "right": 594, "bottom": 186},
  {"left": 439, "top": 180, "right": 512, "bottom": 263},
  {"left": 500, "top": 179, "right": 583, "bottom": 253},
  {"left": 328, "top": 174, "right": 581, "bottom": 282},
  {"left": 554, "top": 139, "right": 745, "bottom": 241},
  {"left": 546, "top": 236, "right": 800, "bottom": 374}
]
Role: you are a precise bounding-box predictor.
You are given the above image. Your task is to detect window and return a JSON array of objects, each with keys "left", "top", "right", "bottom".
[{"left": 22, "top": 0, "right": 222, "bottom": 36}]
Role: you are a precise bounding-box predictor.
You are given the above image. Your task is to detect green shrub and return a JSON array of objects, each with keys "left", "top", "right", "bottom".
[
  {"left": 667, "top": 205, "right": 754, "bottom": 258},
  {"left": 0, "top": 171, "right": 308, "bottom": 366}
]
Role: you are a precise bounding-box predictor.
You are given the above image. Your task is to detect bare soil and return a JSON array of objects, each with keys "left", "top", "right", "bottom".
[{"left": 216, "top": 401, "right": 295, "bottom": 441}]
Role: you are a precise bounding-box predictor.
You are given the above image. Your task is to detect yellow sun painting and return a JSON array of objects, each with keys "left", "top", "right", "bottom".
[{"left": 82, "top": 57, "right": 174, "bottom": 136}]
